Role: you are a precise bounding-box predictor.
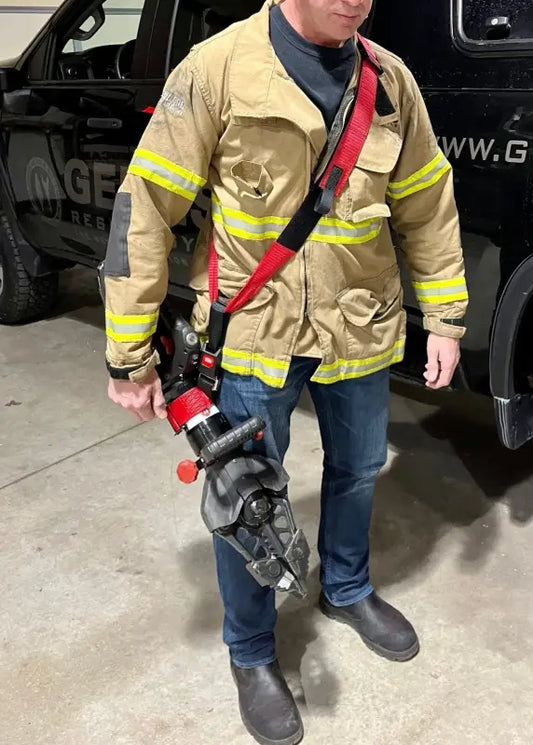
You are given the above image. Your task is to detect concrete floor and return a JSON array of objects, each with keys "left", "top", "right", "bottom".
[{"left": 1, "top": 267, "right": 532, "bottom": 745}]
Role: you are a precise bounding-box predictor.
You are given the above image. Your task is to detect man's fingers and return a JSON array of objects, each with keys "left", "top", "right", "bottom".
[
  {"left": 427, "top": 354, "right": 460, "bottom": 389},
  {"left": 108, "top": 376, "right": 166, "bottom": 422},
  {"left": 122, "top": 398, "right": 152, "bottom": 420},
  {"left": 152, "top": 386, "right": 168, "bottom": 420},
  {"left": 425, "top": 334, "right": 461, "bottom": 389},
  {"left": 424, "top": 363, "right": 440, "bottom": 384},
  {"left": 428, "top": 364, "right": 452, "bottom": 389},
  {"left": 439, "top": 361, "right": 456, "bottom": 386},
  {"left": 424, "top": 346, "right": 440, "bottom": 384},
  {"left": 425, "top": 338, "right": 439, "bottom": 371}
]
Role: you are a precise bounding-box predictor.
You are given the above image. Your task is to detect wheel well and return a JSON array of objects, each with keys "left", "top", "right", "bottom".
[
  {"left": 490, "top": 255, "right": 533, "bottom": 399},
  {"left": 512, "top": 297, "right": 533, "bottom": 393}
]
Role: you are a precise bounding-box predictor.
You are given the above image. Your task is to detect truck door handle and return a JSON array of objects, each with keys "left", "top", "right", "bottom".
[
  {"left": 485, "top": 16, "right": 511, "bottom": 40},
  {"left": 86, "top": 117, "right": 122, "bottom": 130}
]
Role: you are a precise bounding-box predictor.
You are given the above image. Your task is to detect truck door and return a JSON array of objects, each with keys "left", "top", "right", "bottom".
[
  {"left": 1, "top": 0, "right": 170, "bottom": 269},
  {"left": 369, "top": 1, "right": 533, "bottom": 388}
]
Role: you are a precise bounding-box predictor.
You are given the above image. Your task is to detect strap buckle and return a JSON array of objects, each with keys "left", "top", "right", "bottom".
[
  {"left": 315, "top": 165, "right": 344, "bottom": 215},
  {"left": 198, "top": 347, "right": 224, "bottom": 397},
  {"left": 207, "top": 297, "right": 229, "bottom": 353},
  {"left": 199, "top": 297, "right": 230, "bottom": 397}
]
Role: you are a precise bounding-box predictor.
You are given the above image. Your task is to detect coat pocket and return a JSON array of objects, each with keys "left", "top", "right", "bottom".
[
  {"left": 336, "top": 287, "right": 382, "bottom": 327},
  {"left": 220, "top": 280, "right": 275, "bottom": 313},
  {"left": 339, "top": 124, "right": 403, "bottom": 221},
  {"left": 336, "top": 265, "right": 403, "bottom": 349},
  {"left": 356, "top": 123, "right": 403, "bottom": 174},
  {"left": 231, "top": 160, "right": 274, "bottom": 200}
]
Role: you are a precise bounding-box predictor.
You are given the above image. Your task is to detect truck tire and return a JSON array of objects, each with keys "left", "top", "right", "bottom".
[{"left": 0, "top": 221, "right": 59, "bottom": 324}]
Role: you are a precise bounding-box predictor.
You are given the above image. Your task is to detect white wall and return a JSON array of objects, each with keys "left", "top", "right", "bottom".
[
  {"left": 0, "top": 1, "right": 144, "bottom": 61},
  {"left": 0, "top": 1, "right": 60, "bottom": 59}
]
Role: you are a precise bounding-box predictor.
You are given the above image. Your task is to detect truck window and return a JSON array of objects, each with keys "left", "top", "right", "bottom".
[
  {"left": 167, "top": 0, "right": 262, "bottom": 71},
  {"left": 54, "top": 0, "right": 148, "bottom": 80},
  {"left": 455, "top": 0, "right": 533, "bottom": 53}
]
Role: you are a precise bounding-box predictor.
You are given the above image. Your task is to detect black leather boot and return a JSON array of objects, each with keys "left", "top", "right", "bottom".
[
  {"left": 319, "top": 591, "right": 420, "bottom": 662},
  {"left": 231, "top": 660, "right": 304, "bottom": 745}
]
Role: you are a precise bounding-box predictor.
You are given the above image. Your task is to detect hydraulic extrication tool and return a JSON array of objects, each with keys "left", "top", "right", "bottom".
[{"left": 157, "top": 313, "right": 310, "bottom": 599}]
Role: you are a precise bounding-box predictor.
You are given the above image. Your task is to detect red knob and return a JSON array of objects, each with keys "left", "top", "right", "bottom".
[
  {"left": 177, "top": 460, "right": 199, "bottom": 484},
  {"left": 253, "top": 431, "right": 264, "bottom": 441}
]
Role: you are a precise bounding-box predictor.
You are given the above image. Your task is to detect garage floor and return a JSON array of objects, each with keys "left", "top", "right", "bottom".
[{"left": 1, "top": 268, "right": 532, "bottom": 745}]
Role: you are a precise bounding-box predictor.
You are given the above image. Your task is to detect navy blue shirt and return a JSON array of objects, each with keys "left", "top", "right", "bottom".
[{"left": 269, "top": 4, "right": 356, "bottom": 130}]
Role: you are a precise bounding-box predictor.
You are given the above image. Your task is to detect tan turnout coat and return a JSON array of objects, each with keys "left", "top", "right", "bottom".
[{"left": 104, "top": 0, "right": 468, "bottom": 386}]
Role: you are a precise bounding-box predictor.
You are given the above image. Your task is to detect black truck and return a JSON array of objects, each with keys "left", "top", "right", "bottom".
[{"left": 1, "top": 0, "right": 533, "bottom": 449}]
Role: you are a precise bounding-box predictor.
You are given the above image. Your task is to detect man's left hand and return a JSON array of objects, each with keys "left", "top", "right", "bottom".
[{"left": 424, "top": 333, "right": 461, "bottom": 389}]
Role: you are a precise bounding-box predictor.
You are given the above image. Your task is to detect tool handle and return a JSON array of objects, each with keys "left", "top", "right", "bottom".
[{"left": 200, "top": 416, "right": 265, "bottom": 466}]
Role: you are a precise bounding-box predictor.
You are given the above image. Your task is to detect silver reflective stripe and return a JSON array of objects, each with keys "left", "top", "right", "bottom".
[
  {"left": 105, "top": 318, "right": 157, "bottom": 336},
  {"left": 311, "top": 218, "right": 382, "bottom": 244},
  {"left": 213, "top": 199, "right": 382, "bottom": 245},
  {"left": 105, "top": 192, "right": 131, "bottom": 278},
  {"left": 222, "top": 349, "right": 289, "bottom": 387},
  {"left": 130, "top": 154, "right": 202, "bottom": 199},
  {"left": 415, "top": 280, "right": 467, "bottom": 299},
  {"left": 387, "top": 151, "right": 450, "bottom": 200},
  {"left": 312, "top": 343, "right": 405, "bottom": 383},
  {"left": 212, "top": 201, "right": 284, "bottom": 238}
]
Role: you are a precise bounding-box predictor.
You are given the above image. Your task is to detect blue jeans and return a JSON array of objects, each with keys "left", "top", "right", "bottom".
[{"left": 212, "top": 358, "right": 390, "bottom": 668}]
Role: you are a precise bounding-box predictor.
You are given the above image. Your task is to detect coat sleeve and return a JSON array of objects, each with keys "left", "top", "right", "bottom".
[
  {"left": 387, "top": 67, "right": 468, "bottom": 340},
  {"left": 103, "top": 55, "right": 219, "bottom": 381}
]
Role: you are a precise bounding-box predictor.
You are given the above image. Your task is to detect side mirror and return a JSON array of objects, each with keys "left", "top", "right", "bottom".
[
  {"left": 0, "top": 67, "right": 23, "bottom": 94},
  {"left": 3, "top": 89, "right": 48, "bottom": 116}
]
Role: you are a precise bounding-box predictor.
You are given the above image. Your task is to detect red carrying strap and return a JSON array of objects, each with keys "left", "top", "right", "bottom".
[
  {"left": 208, "top": 34, "right": 381, "bottom": 315},
  {"left": 209, "top": 236, "right": 219, "bottom": 303},
  {"left": 319, "top": 35, "right": 380, "bottom": 198}
]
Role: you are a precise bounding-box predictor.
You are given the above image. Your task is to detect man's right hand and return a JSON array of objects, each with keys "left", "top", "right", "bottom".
[{"left": 108, "top": 368, "right": 167, "bottom": 422}]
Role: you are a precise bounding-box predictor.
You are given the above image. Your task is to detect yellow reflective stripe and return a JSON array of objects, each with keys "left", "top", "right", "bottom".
[
  {"left": 212, "top": 198, "right": 382, "bottom": 245},
  {"left": 311, "top": 341, "right": 405, "bottom": 384},
  {"left": 222, "top": 348, "right": 289, "bottom": 388},
  {"left": 310, "top": 218, "right": 382, "bottom": 245},
  {"left": 105, "top": 310, "right": 159, "bottom": 342},
  {"left": 222, "top": 348, "right": 289, "bottom": 371},
  {"left": 389, "top": 151, "right": 444, "bottom": 190},
  {"left": 221, "top": 362, "right": 285, "bottom": 388},
  {"left": 212, "top": 198, "right": 288, "bottom": 227},
  {"left": 413, "top": 277, "right": 468, "bottom": 304},
  {"left": 129, "top": 165, "right": 198, "bottom": 201},
  {"left": 134, "top": 148, "right": 206, "bottom": 186},
  {"left": 391, "top": 166, "right": 451, "bottom": 199},
  {"left": 129, "top": 148, "right": 206, "bottom": 201},
  {"left": 213, "top": 211, "right": 281, "bottom": 241},
  {"left": 220, "top": 343, "right": 406, "bottom": 387},
  {"left": 387, "top": 150, "right": 451, "bottom": 200}
]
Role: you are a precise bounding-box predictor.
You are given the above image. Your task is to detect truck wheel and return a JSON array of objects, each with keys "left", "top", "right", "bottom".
[{"left": 0, "top": 222, "right": 59, "bottom": 324}]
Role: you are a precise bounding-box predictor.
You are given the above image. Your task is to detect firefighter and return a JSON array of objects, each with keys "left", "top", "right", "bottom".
[{"left": 105, "top": 1, "right": 468, "bottom": 743}]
